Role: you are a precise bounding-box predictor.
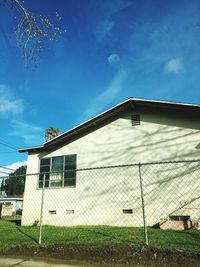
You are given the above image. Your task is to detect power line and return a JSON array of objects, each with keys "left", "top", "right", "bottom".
[
  {"left": 0, "top": 166, "right": 15, "bottom": 171},
  {"left": 0, "top": 151, "right": 18, "bottom": 153},
  {"left": 0, "top": 138, "right": 17, "bottom": 151},
  {"left": 0, "top": 170, "right": 10, "bottom": 175}
]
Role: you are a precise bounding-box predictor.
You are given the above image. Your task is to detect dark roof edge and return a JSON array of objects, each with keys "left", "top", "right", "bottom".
[
  {"left": 18, "top": 145, "right": 44, "bottom": 153},
  {"left": 18, "top": 98, "right": 131, "bottom": 153},
  {"left": 18, "top": 97, "right": 200, "bottom": 153}
]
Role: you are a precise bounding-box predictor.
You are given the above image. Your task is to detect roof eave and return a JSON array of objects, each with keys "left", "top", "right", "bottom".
[
  {"left": 18, "top": 145, "right": 44, "bottom": 153},
  {"left": 18, "top": 97, "right": 200, "bottom": 153}
]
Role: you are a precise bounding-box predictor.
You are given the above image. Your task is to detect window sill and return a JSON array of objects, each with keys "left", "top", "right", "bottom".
[{"left": 37, "top": 185, "right": 76, "bottom": 190}]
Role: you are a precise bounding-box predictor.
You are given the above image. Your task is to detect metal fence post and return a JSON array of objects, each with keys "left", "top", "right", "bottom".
[
  {"left": 38, "top": 173, "right": 45, "bottom": 245},
  {"left": 138, "top": 163, "right": 148, "bottom": 246}
]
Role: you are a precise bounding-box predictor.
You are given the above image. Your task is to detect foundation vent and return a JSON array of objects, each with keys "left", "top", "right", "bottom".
[
  {"left": 123, "top": 209, "right": 133, "bottom": 214},
  {"left": 49, "top": 210, "right": 56, "bottom": 215},
  {"left": 66, "top": 210, "right": 75, "bottom": 214}
]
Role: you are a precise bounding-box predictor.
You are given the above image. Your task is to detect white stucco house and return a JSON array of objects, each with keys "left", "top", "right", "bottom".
[{"left": 19, "top": 98, "right": 200, "bottom": 227}]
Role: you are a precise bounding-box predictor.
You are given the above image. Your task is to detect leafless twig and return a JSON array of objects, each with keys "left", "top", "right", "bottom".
[{"left": 1, "top": 0, "right": 66, "bottom": 68}]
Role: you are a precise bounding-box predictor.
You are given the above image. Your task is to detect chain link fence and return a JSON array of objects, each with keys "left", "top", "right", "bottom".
[{"left": 0, "top": 160, "right": 200, "bottom": 251}]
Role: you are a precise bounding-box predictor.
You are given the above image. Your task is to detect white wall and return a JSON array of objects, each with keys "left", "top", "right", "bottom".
[{"left": 22, "top": 112, "right": 200, "bottom": 226}]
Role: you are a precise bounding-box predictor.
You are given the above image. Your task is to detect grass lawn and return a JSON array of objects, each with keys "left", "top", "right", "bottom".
[{"left": 0, "top": 219, "right": 200, "bottom": 253}]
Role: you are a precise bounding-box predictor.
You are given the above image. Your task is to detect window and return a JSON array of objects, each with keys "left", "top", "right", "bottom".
[
  {"left": 64, "top": 154, "right": 76, "bottom": 186},
  {"left": 39, "top": 154, "right": 77, "bottom": 188},
  {"left": 51, "top": 156, "right": 63, "bottom": 187},
  {"left": 39, "top": 158, "right": 50, "bottom": 188},
  {"left": 169, "top": 215, "right": 190, "bottom": 221}
]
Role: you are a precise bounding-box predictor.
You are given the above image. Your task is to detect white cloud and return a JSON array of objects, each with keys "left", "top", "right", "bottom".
[
  {"left": 9, "top": 120, "right": 44, "bottom": 145},
  {"left": 7, "top": 161, "right": 27, "bottom": 170},
  {"left": 164, "top": 58, "right": 182, "bottom": 74},
  {"left": 0, "top": 84, "right": 24, "bottom": 116},
  {"left": 0, "top": 161, "right": 27, "bottom": 177},
  {"left": 82, "top": 69, "right": 127, "bottom": 120}
]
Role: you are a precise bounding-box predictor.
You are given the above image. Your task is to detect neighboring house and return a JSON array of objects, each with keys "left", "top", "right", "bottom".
[
  {"left": 19, "top": 98, "right": 200, "bottom": 227},
  {"left": 0, "top": 197, "right": 23, "bottom": 217}
]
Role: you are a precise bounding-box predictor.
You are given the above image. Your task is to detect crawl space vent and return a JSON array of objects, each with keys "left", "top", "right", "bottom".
[
  {"left": 49, "top": 210, "right": 56, "bottom": 215},
  {"left": 66, "top": 210, "right": 75, "bottom": 214},
  {"left": 123, "top": 209, "right": 133, "bottom": 214}
]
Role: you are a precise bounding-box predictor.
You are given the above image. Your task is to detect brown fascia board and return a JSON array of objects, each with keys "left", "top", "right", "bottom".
[
  {"left": 18, "top": 99, "right": 132, "bottom": 153},
  {"left": 44, "top": 100, "right": 130, "bottom": 147},
  {"left": 18, "top": 145, "right": 44, "bottom": 153},
  {"left": 131, "top": 97, "right": 200, "bottom": 112},
  {"left": 18, "top": 98, "right": 200, "bottom": 153}
]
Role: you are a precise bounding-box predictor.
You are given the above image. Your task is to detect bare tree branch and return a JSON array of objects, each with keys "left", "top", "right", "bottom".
[{"left": 0, "top": 0, "right": 66, "bottom": 68}]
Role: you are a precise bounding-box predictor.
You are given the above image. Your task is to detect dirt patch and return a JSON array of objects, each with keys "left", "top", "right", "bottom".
[{"left": 1, "top": 245, "right": 200, "bottom": 267}]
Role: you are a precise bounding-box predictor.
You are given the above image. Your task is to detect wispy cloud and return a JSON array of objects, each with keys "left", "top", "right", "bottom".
[
  {"left": 95, "top": 0, "right": 133, "bottom": 43},
  {"left": 164, "top": 58, "right": 183, "bottom": 74},
  {"left": 81, "top": 69, "right": 127, "bottom": 120},
  {"left": 0, "top": 85, "right": 24, "bottom": 117},
  {"left": 9, "top": 120, "right": 44, "bottom": 145},
  {"left": 95, "top": 20, "right": 115, "bottom": 43},
  {"left": 101, "top": 0, "right": 134, "bottom": 17}
]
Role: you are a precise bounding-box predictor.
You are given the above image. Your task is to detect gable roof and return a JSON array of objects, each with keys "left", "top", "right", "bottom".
[{"left": 18, "top": 97, "right": 200, "bottom": 153}]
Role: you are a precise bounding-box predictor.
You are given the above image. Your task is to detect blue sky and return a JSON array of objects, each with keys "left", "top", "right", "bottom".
[{"left": 1, "top": 0, "right": 200, "bottom": 171}]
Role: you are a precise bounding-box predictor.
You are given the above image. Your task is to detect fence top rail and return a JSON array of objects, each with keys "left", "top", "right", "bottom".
[
  {"left": 1, "top": 159, "right": 200, "bottom": 179},
  {"left": 139, "top": 159, "right": 200, "bottom": 166}
]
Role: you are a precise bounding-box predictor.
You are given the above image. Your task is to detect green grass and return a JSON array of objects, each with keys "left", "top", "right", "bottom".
[
  {"left": 0, "top": 220, "right": 200, "bottom": 253},
  {"left": 0, "top": 220, "right": 36, "bottom": 247}
]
